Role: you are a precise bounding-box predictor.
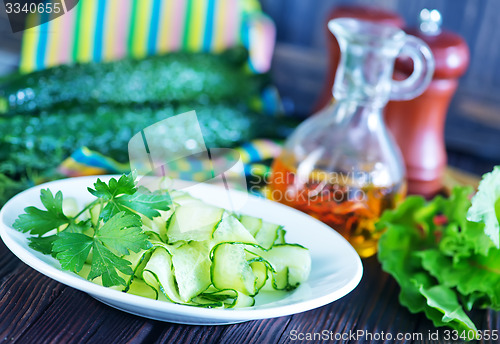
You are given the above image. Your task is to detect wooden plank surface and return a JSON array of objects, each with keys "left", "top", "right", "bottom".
[{"left": 1, "top": 235, "right": 498, "bottom": 344}]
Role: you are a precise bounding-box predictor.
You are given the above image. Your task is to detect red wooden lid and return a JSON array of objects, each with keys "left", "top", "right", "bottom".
[
  {"left": 398, "top": 10, "right": 469, "bottom": 79},
  {"left": 407, "top": 29, "right": 469, "bottom": 78}
]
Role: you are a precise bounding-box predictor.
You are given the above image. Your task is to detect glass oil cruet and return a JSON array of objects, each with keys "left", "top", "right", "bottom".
[{"left": 269, "top": 18, "right": 434, "bottom": 258}]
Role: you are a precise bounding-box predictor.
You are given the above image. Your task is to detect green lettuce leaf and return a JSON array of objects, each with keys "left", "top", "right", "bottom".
[
  {"left": 419, "top": 285, "right": 477, "bottom": 334},
  {"left": 418, "top": 249, "right": 500, "bottom": 310},
  {"left": 377, "top": 187, "right": 490, "bottom": 336},
  {"left": 467, "top": 166, "right": 500, "bottom": 247}
]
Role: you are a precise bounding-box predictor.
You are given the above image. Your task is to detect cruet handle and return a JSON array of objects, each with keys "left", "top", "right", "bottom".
[{"left": 390, "top": 35, "right": 435, "bottom": 101}]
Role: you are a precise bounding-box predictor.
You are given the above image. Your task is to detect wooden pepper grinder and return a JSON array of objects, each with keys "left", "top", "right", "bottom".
[
  {"left": 314, "top": 5, "right": 404, "bottom": 112},
  {"left": 385, "top": 9, "right": 469, "bottom": 197}
]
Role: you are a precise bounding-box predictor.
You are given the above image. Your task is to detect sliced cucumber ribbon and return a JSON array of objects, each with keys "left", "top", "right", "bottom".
[{"left": 84, "top": 192, "right": 311, "bottom": 308}]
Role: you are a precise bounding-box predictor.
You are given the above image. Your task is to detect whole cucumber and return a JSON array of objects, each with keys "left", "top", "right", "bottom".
[
  {"left": 0, "top": 47, "right": 263, "bottom": 115},
  {"left": 0, "top": 104, "right": 298, "bottom": 179}
]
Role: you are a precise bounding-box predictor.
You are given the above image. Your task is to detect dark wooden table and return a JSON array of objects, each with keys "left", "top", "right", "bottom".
[{"left": 0, "top": 238, "right": 498, "bottom": 344}]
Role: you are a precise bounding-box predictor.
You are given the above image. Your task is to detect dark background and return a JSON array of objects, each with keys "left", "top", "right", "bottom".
[{"left": 1, "top": 0, "right": 499, "bottom": 175}]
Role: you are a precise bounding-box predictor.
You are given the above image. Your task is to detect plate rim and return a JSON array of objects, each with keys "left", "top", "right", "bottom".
[{"left": 0, "top": 175, "right": 363, "bottom": 322}]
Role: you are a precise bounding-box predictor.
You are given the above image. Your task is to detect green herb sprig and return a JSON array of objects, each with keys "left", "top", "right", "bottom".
[{"left": 13, "top": 173, "right": 170, "bottom": 287}]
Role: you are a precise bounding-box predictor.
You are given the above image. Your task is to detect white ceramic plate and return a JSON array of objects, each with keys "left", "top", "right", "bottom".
[{"left": 0, "top": 176, "right": 363, "bottom": 325}]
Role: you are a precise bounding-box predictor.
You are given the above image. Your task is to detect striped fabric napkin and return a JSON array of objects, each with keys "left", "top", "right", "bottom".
[
  {"left": 58, "top": 139, "right": 283, "bottom": 179},
  {"left": 19, "top": 0, "right": 275, "bottom": 74}
]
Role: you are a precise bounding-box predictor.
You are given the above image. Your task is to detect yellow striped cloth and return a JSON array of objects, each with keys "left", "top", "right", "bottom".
[
  {"left": 58, "top": 139, "right": 283, "bottom": 180},
  {"left": 20, "top": 0, "right": 276, "bottom": 73}
]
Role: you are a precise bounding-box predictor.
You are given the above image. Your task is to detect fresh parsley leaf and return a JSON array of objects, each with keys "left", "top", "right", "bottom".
[
  {"left": 16, "top": 174, "right": 159, "bottom": 288},
  {"left": 88, "top": 174, "right": 170, "bottom": 221},
  {"left": 88, "top": 241, "right": 134, "bottom": 287},
  {"left": 13, "top": 189, "right": 69, "bottom": 235},
  {"left": 467, "top": 166, "right": 500, "bottom": 248},
  {"left": 88, "top": 173, "right": 136, "bottom": 199},
  {"left": 28, "top": 235, "right": 59, "bottom": 256},
  {"left": 52, "top": 211, "right": 151, "bottom": 287},
  {"left": 53, "top": 232, "right": 93, "bottom": 272},
  {"left": 96, "top": 211, "right": 151, "bottom": 255},
  {"left": 118, "top": 187, "right": 172, "bottom": 219},
  {"left": 65, "top": 219, "right": 92, "bottom": 234}
]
